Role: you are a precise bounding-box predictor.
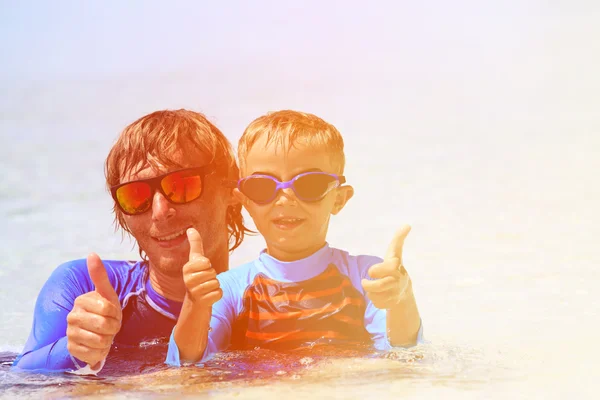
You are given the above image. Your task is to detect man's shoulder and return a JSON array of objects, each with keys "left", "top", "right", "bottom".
[
  {"left": 49, "top": 258, "right": 146, "bottom": 294},
  {"left": 52, "top": 258, "right": 143, "bottom": 277}
]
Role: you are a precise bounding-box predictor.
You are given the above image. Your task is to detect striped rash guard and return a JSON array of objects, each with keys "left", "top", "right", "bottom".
[
  {"left": 166, "top": 243, "right": 423, "bottom": 366},
  {"left": 12, "top": 259, "right": 182, "bottom": 373}
]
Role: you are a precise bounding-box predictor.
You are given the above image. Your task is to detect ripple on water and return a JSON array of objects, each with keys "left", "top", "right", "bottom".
[{"left": 1, "top": 340, "right": 517, "bottom": 399}]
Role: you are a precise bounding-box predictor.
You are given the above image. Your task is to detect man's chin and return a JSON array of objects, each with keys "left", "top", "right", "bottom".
[{"left": 148, "top": 255, "right": 187, "bottom": 277}]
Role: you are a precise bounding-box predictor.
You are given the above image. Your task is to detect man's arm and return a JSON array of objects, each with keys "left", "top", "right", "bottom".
[
  {"left": 12, "top": 256, "right": 122, "bottom": 373},
  {"left": 12, "top": 260, "right": 91, "bottom": 371}
]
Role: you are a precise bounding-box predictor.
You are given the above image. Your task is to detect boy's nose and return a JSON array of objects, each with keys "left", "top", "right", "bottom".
[
  {"left": 274, "top": 188, "right": 297, "bottom": 206},
  {"left": 151, "top": 191, "right": 176, "bottom": 221}
]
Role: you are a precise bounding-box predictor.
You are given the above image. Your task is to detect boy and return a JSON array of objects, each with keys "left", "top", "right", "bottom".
[{"left": 167, "top": 110, "right": 422, "bottom": 366}]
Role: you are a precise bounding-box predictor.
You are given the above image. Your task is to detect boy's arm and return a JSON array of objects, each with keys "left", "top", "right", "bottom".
[
  {"left": 361, "top": 225, "right": 422, "bottom": 346},
  {"left": 172, "top": 298, "right": 213, "bottom": 363},
  {"left": 386, "top": 275, "right": 422, "bottom": 346},
  {"left": 166, "top": 277, "right": 236, "bottom": 366},
  {"left": 169, "top": 229, "right": 223, "bottom": 364}
]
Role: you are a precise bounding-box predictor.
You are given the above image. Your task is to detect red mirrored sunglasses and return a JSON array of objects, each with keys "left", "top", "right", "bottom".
[{"left": 110, "top": 166, "right": 234, "bottom": 216}]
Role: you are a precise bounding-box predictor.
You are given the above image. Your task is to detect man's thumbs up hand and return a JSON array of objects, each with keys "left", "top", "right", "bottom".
[
  {"left": 66, "top": 253, "right": 122, "bottom": 371},
  {"left": 88, "top": 253, "right": 120, "bottom": 304}
]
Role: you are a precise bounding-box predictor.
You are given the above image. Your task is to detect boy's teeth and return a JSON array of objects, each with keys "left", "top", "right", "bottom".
[
  {"left": 277, "top": 218, "right": 301, "bottom": 223},
  {"left": 157, "top": 229, "right": 186, "bottom": 241}
]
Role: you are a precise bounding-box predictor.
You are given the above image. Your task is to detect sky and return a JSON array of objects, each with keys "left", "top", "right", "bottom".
[
  {"left": 1, "top": 1, "right": 598, "bottom": 123},
  {"left": 1, "top": 2, "right": 598, "bottom": 229},
  {"left": 2, "top": 1, "right": 536, "bottom": 81},
  {"left": 0, "top": 0, "right": 598, "bottom": 170}
]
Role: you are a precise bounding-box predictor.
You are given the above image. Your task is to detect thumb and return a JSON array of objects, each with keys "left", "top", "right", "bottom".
[
  {"left": 87, "top": 253, "right": 119, "bottom": 304},
  {"left": 385, "top": 225, "right": 411, "bottom": 261},
  {"left": 187, "top": 227, "right": 205, "bottom": 261}
]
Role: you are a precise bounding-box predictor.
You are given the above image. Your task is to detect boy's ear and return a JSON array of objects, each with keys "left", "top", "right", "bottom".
[
  {"left": 331, "top": 185, "right": 354, "bottom": 215},
  {"left": 232, "top": 188, "right": 247, "bottom": 207},
  {"left": 226, "top": 187, "right": 240, "bottom": 207}
]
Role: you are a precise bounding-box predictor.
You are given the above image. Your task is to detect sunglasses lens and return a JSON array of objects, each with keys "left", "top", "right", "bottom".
[
  {"left": 161, "top": 170, "right": 203, "bottom": 204},
  {"left": 115, "top": 182, "right": 152, "bottom": 215},
  {"left": 240, "top": 177, "right": 277, "bottom": 203},
  {"left": 294, "top": 174, "right": 338, "bottom": 200}
]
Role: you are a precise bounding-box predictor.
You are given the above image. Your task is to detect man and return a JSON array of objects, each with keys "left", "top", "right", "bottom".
[{"left": 12, "top": 109, "right": 250, "bottom": 374}]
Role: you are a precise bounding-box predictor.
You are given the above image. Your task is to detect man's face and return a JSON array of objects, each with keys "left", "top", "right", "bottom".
[{"left": 120, "top": 154, "right": 232, "bottom": 275}]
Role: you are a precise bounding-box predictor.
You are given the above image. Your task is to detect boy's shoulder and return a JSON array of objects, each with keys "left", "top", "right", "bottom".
[
  {"left": 217, "top": 259, "right": 260, "bottom": 288},
  {"left": 327, "top": 246, "right": 383, "bottom": 277},
  {"left": 217, "top": 247, "right": 383, "bottom": 285}
]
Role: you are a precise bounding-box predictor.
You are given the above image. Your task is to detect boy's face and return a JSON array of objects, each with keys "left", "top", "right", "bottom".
[{"left": 236, "top": 135, "right": 353, "bottom": 261}]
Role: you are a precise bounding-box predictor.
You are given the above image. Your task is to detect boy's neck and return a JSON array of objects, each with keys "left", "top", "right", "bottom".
[{"left": 266, "top": 242, "right": 327, "bottom": 262}]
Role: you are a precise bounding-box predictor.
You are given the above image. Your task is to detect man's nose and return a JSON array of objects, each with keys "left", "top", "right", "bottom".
[{"left": 151, "top": 191, "right": 176, "bottom": 221}]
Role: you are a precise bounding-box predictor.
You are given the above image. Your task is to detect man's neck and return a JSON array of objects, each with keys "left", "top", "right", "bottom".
[
  {"left": 147, "top": 267, "right": 187, "bottom": 302},
  {"left": 148, "top": 246, "right": 230, "bottom": 302}
]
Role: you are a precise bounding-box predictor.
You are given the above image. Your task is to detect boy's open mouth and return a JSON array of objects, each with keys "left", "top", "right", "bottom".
[{"left": 272, "top": 217, "right": 305, "bottom": 230}]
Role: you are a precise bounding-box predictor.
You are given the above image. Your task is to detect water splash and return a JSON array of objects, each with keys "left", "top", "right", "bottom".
[{"left": 1, "top": 340, "right": 515, "bottom": 399}]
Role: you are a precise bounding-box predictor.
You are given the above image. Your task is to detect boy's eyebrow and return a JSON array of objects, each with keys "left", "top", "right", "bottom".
[
  {"left": 295, "top": 168, "right": 323, "bottom": 174},
  {"left": 251, "top": 171, "right": 278, "bottom": 178},
  {"left": 251, "top": 168, "right": 323, "bottom": 179}
]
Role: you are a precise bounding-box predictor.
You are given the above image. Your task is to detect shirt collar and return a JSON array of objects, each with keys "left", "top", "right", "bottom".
[{"left": 256, "top": 243, "right": 332, "bottom": 282}]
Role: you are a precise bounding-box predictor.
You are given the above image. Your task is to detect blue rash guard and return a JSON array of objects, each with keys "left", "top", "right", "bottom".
[
  {"left": 166, "top": 243, "right": 423, "bottom": 366},
  {"left": 12, "top": 259, "right": 182, "bottom": 373}
]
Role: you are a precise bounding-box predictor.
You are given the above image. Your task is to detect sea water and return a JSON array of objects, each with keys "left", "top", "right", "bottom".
[
  {"left": 1, "top": 107, "right": 597, "bottom": 399},
  {"left": 1, "top": 4, "right": 599, "bottom": 397}
]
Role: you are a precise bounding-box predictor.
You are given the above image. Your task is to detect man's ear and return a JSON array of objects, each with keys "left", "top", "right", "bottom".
[{"left": 331, "top": 185, "right": 354, "bottom": 215}]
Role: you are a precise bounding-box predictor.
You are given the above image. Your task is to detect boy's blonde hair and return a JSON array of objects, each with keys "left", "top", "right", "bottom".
[{"left": 237, "top": 110, "right": 346, "bottom": 174}]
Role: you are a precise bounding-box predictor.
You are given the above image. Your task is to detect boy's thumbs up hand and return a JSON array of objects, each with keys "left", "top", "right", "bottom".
[
  {"left": 182, "top": 228, "right": 222, "bottom": 306},
  {"left": 361, "top": 225, "right": 412, "bottom": 310},
  {"left": 66, "top": 253, "right": 122, "bottom": 370}
]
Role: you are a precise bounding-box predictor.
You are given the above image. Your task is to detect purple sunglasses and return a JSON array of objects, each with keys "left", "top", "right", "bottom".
[{"left": 238, "top": 171, "right": 346, "bottom": 204}]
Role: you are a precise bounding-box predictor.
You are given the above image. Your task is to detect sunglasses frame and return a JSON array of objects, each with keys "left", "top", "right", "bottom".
[
  {"left": 238, "top": 171, "right": 346, "bottom": 205},
  {"left": 110, "top": 166, "right": 219, "bottom": 216}
]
